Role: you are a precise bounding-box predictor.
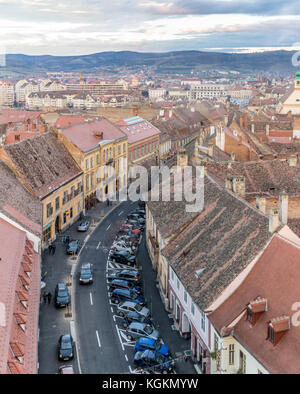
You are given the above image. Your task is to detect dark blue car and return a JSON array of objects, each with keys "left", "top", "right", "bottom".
[
  {"left": 122, "top": 311, "right": 152, "bottom": 328},
  {"left": 66, "top": 240, "right": 80, "bottom": 255},
  {"left": 109, "top": 279, "right": 142, "bottom": 295},
  {"left": 134, "top": 350, "right": 174, "bottom": 374},
  {"left": 135, "top": 338, "right": 170, "bottom": 357},
  {"left": 110, "top": 288, "right": 145, "bottom": 305}
]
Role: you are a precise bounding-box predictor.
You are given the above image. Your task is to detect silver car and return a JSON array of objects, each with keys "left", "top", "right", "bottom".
[
  {"left": 125, "top": 322, "right": 159, "bottom": 341},
  {"left": 117, "top": 301, "right": 150, "bottom": 318},
  {"left": 77, "top": 221, "right": 90, "bottom": 232}
]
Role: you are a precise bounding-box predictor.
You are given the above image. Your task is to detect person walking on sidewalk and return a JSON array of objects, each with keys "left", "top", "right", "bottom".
[
  {"left": 52, "top": 244, "right": 56, "bottom": 255},
  {"left": 47, "top": 291, "right": 52, "bottom": 305},
  {"left": 43, "top": 292, "right": 47, "bottom": 304},
  {"left": 48, "top": 244, "right": 52, "bottom": 254},
  {"left": 107, "top": 198, "right": 110, "bottom": 206}
]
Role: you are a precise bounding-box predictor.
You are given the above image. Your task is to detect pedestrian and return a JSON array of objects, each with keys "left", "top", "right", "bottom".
[
  {"left": 52, "top": 244, "right": 56, "bottom": 255},
  {"left": 43, "top": 292, "right": 47, "bottom": 304},
  {"left": 48, "top": 244, "right": 52, "bottom": 254},
  {"left": 47, "top": 291, "right": 52, "bottom": 305},
  {"left": 107, "top": 198, "right": 109, "bottom": 206}
]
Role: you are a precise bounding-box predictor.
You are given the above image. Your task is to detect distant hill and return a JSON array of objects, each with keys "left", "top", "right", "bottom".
[{"left": 2, "top": 50, "right": 299, "bottom": 75}]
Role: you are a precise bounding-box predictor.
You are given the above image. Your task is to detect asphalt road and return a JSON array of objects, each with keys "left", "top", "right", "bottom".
[{"left": 74, "top": 201, "right": 140, "bottom": 374}]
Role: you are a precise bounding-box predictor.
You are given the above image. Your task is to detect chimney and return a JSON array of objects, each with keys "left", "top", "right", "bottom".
[
  {"left": 132, "top": 105, "right": 138, "bottom": 117},
  {"left": 269, "top": 207, "right": 280, "bottom": 233},
  {"left": 32, "top": 123, "right": 36, "bottom": 130},
  {"left": 256, "top": 196, "right": 266, "bottom": 214},
  {"left": 266, "top": 124, "right": 270, "bottom": 136},
  {"left": 251, "top": 123, "right": 255, "bottom": 133},
  {"left": 216, "top": 126, "right": 225, "bottom": 151},
  {"left": 232, "top": 176, "right": 246, "bottom": 198},
  {"left": 230, "top": 152, "right": 235, "bottom": 161},
  {"left": 279, "top": 191, "right": 288, "bottom": 224},
  {"left": 208, "top": 142, "right": 213, "bottom": 158},
  {"left": 94, "top": 131, "right": 103, "bottom": 139},
  {"left": 244, "top": 113, "right": 248, "bottom": 129},
  {"left": 177, "top": 148, "right": 188, "bottom": 168},
  {"left": 287, "top": 154, "right": 297, "bottom": 167},
  {"left": 225, "top": 174, "right": 233, "bottom": 191},
  {"left": 240, "top": 116, "right": 244, "bottom": 129},
  {"left": 288, "top": 110, "right": 292, "bottom": 118},
  {"left": 224, "top": 114, "right": 228, "bottom": 126}
]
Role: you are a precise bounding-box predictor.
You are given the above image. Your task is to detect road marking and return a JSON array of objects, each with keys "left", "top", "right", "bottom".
[
  {"left": 111, "top": 306, "right": 114, "bottom": 313},
  {"left": 90, "top": 293, "right": 93, "bottom": 306},
  {"left": 96, "top": 330, "right": 101, "bottom": 348},
  {"left": 106, "top": 224, "right": 111, "bottom": 231},
  {"left": 96, "top": 241, "right": 101, "bottom": 250},
  {"left": 129, "top": 366, "right": 134, "bottom": 374},
  {"left": 125, "top": 354, "right": 128, "bottom": 362},
  {"left": 118, "top": 211, "right": 124, "bottom": 216},
  {"left": 116, "top": 325, "right": 125, "bottom": 351}
]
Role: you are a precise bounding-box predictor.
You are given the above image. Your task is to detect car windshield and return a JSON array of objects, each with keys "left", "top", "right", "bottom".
[
  {"left": 58, "top": 289, "right": 68, "bottom": 297},
  {"left": 144, "top": 326, "right": 153, "bottom": 335},
  {"left": 131, "top": 293, "right": 137, "bottom": 299},
  {"left": 154, "top": 340, "right": 162, "bottom": 350},
  {"left": 135, "top": 304, "right": 142, "bottom": 312},
  {"left": 61, "top": 338, "right": 72, "bottom": 350}
]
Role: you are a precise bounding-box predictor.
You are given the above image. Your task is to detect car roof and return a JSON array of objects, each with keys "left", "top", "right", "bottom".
[
  {"left": 113, "top": 288, "right": 130, "bottom": 295},
  {"left": 120, "top": 301, "right": 136, "bottom": 307},
  {"left": 121, "top": 270, "right": 138, "bottom": 274},
  {"left": 61, "top": 334, "right": 71, "bottom": 341},
  {"left": 60, "top": 366, "right": 74, "bottom": 374},
  {"left": 129, "top": 322, "right": 147, "bottom": 329},
  {"left": 137, "top": 337, "right": 154, "bottom": 345},
  {"left": 58, "top": 283, "right": 67, "bottom": 290},
  {"left": 112, "top": 279, "right": 128, "bottom": 285},
  {"left": 81, "top": 263, "right": 91, "bottom": 269}
]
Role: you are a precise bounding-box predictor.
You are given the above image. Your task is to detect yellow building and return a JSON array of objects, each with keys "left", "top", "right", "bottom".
[
  {"left": 1, "top": 132, "right": 84, "bottom": 247},
  {"left": 55, "top": 117, "right": 128, "bottom": 210}
]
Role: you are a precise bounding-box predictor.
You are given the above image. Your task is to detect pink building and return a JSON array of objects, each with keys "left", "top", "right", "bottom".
[{"left": 0, "top": 218, "right": 40, "bottom": 374}]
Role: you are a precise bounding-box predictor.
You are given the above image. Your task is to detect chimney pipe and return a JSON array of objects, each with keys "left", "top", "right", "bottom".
[
  {"left": 232, "top": 176, "right": 246, "bottom": 198},
  {"left": 256, "top": 196, "right": 266, "bottom": 214},
  {"left": 251, "top": 123, "right": 255, "bottom": 133},
  {"left": 269, "top": 207, "right": 280, "bottom": 233},
  {"left": 266, "top": 124, "right": 270, "bottom": 136},
  {"left": 279, "top": 191, "right": 288, "bottom": 224}
]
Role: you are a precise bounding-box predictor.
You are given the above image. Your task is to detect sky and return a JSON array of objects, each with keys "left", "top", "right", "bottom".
[{"left": 0, "top": 0, "right": 300, "bottom": 55}]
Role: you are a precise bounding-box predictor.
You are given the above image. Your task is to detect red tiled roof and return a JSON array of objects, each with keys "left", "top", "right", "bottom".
[
  {"left": 55, "top": 115, "right": 86, "bottom": 129},
  {"left": 210, "top": 235, "right": 300, "bottom": 374}
]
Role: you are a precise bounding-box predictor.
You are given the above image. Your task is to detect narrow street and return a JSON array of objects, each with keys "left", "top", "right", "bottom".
[{"left": 38, "top": 200, "right": 196, "bottom": 374}]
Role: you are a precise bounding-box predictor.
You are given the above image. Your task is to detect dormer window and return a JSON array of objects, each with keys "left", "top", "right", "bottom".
[
  {"left": 267, "top": 316, "right": 290, "bottom": 346},
  {"left": 247, "top": 297, "right": 267, "bottom": 325}
]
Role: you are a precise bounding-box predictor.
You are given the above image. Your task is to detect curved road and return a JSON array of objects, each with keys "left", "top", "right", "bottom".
[{"left": 74, "top": 201, "right": 139, "bottom": 374}]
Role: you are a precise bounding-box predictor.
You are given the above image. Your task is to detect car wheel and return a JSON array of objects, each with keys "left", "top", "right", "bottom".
[
  {"left": 113, "top": 299, "right": 119, "bottom": 304},
  {"left": 162, "top": 370, "right": 168, "bottom": 374},
  {"left": 118, "top": 311, "right": 124, "bottom": 317},
  {"left": 123, "top": 322, "right": 128, "bottom": 328},
  {"left": 127, "top": 334, "right": 133, "bottom": 340}
]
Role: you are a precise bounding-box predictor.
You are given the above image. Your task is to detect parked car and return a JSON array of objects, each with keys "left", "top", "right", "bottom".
[
  {"left": 109, "top": 279, "right": 142, "bottom": 294},
  {"left": 117, "top": 301, "right": 150, "bottom": 318},
  {"left": 125, "top": 322, "right": 159, "bottom": 341},
  {"left": 55, "top": 283, "right": 70, "bottom": 308},
  {"left": 66, "top": 240, "right": 80, "bottom": 255},
  {"left": 79, "top": 263, "right": 93, "bottom": 284},
  {"left": 110, "top": 288, "right": 145, "bottom": 306},
  {"left": 58, "top": 334, "right": 74, "bottom": 361},
  {"left": 77, "top": 221, "right": 90, "bottom": 232},
  {"left": 122, "top": 311, "right": 152, "bottom": 328},
  {"left": 111, "top": 245, "right": 135, "bottom": 254},
  {"left": 135, "top": 338, "right": 170, "bottom": 357},
  {"left": 107, "top": 269, "right": 141, "bottom": 283},
  {"left": 58, "top": 365, "right": 75, "bottom": 374},
  {"left": 110, "top": 252, "right": 136, "bottom": 266},
  {"left": 134, "top": 350, "right": 174, "bottom": 374}
]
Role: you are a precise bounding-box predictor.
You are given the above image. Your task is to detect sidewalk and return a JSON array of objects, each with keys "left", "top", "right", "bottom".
[
  {"left": 38, "top": 200, "right": 119, "bottom": 374},
  {"left": 137, "top": 235, "right": 198, "bottom": 374}
]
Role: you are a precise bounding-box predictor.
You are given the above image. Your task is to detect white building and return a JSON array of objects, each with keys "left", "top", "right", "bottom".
[
  {"left": 188, "top": 84, "right": 228, "bottom": 101},
  {"left": 0, "top": 81, "right": 14, "bottom": 107},
  {"left": 149, "top": 88, "right": 166, "bottom": 101}
]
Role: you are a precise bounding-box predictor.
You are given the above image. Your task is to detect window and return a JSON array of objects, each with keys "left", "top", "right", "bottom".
[
  {"left": 176, "top": 278, "right": 180, "bottom": 290},
  {"left": 86, "top": 175, "right": 89, "bottom": 190},
  {"left": 63, "top": 190, "right": 68, "bottom": 204},
  {"left": 90, "top": 157, "right": 94, "bottom": 168},
  {"left": 113, "top": 147, "right": 116, "bottom": 157},
  {"left": 70, "top": 207, "right": 73, "bottom": 218},
  {"left": 214, "top": 333, "right": 219, "bottom": 352},
  {"left": 239, "top": 351, "right": 246, "bottom": 373},
  {"left": 267, "top": 324, "right": 274, "bottom": 344},
  {"left": 55, "top": 197, "right": 60, "bottom": 211},
  {"left": 90, "top": 173, "right": 94, "bottom": 188},
  {"left": 201, "top": 311, "right": 205, "bottom": 331},
  {"left": 96, "top": 153, "right": 100, "bottom": 165},
  {"left": 123, "top": 144, "right": 126, "bottom": 153},
  {"left": 191, "top": 302, "right": 195, "bottom": 316},
  {"left": 46, "top": 203, "right": 52, "bottom": 218},
  {"left": 85, "top": 159, "right": 89, "bottom": 170},
  {"left": 70, "top": 186, "right": 75, "bottom": 199},
  {"left": 42, "top": 226, "right": 51, "bottom": 244},
  {"left": 229, "top": 344, "right": 234, "bottom": 365},
  {"left": 63, "top": 212, "right": 67, "bottom": 224},
  {"left": 247, "top": 307, "right": 252, "bottom": 323},
  {"left": 118, "top": 145, "right": 121, "bottom": 155},
  {"left": 184, "top": 291, "right": 187, "bottom": 304}
]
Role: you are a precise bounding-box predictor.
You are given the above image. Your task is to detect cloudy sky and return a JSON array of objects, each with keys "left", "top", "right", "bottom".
[{"left": 0, "top": 0, "right": 300, "bottom": 55}]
